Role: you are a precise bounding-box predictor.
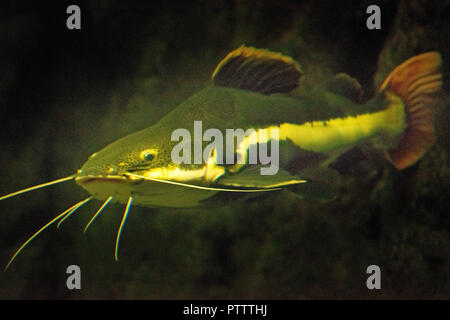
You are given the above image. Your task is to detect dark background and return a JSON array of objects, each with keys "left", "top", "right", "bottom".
[{"left": 0, "top": 0, "right": 448, "bottom": 299}]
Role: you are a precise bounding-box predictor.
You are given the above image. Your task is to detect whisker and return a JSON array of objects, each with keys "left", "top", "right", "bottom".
[
  {"left": 0, "top": 175, "right": 75, "bottom": 201},
  {"left": 126, "top": 173, "right": 294, "bottom": 192},
  {"left": 56, "top": 196, "right": 94, "bottom": 228},
  {"left": 114, "top": 196, "right": 133, "bottom": 262},
  {"left": 84, "top": 196, "right": 113, "bottom": 233},
  {"left": 4, "top": 196, "right": 92, "bottom": 271}
]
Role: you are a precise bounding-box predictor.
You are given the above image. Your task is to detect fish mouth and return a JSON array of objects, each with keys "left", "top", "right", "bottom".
[{"left": 75, "top": 174, "right": 144, "bottom": 186}]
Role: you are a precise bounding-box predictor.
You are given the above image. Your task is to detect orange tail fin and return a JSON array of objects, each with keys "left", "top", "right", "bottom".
[{"left": 380, "top": 52, "right": 442, "bottom": 170}]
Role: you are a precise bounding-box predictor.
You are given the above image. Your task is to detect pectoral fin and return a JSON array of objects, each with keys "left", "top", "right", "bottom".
[
  {"left": 216, "top": 166, "right": 338, "bottom": 202},
  {"left": 216, "top": 167, "right": 307, "bottom": 189}
]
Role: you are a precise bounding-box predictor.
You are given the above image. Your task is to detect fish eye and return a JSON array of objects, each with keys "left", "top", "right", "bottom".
[
  {"left": 144, "top": 153, "right": 155, "bottom": 161},
  {"left": 141, "top": 149, "right": 157, "bottom": 162}
]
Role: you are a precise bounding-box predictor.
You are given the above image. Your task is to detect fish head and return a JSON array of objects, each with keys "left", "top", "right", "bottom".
[{"left": 74, "top": 126, "right": 218, "bottom": 208}]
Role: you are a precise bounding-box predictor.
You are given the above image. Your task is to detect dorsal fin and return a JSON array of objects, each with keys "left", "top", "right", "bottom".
[{"left": 212, "top": 45, "right": 303, "bottom": 95}]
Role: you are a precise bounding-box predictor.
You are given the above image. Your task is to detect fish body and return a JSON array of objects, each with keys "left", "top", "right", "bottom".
[
  {"left": 1, "top": 45, "right": 442, "bottom": 268},
  {"left": 75, "top": 46, "right": 442, "bottom": 208}
]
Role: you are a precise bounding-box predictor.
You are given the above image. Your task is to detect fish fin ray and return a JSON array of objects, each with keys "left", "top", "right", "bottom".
[
  {"left": 216, "top": 167, "right": 307, "bottom": 189},
  {"left": 212, "top": 45, "right": 303, "bottom": 94},
  {"left": 126, "top": 173, "right": 281, "bottom": 192},
  {"left": 381, "top": 52, "right": 442, "bottom": 169}
]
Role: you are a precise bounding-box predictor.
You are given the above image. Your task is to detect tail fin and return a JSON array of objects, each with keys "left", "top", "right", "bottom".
[{"left": 380, "top": 52, "right": 442, "bottom": 170}]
